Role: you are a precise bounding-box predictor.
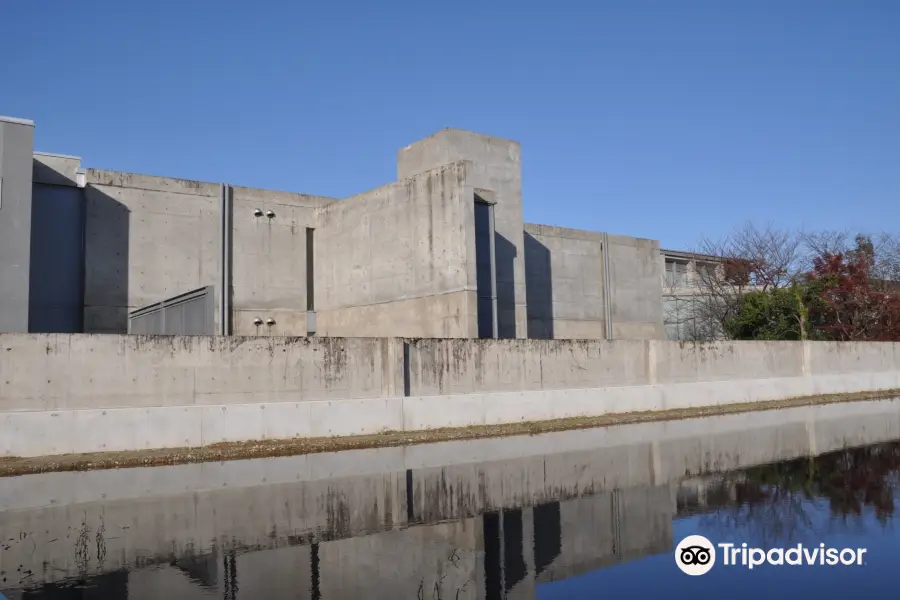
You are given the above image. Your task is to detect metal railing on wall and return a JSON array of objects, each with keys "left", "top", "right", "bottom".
[{"left": 128, "top": 286, "right": 216, "bottom": 336}]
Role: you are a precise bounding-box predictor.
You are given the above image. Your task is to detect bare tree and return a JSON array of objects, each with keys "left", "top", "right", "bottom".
[
  {"left": 663, "top": 222, "right": 805, "bottom": 341},
  {"left": 799, "top": 229, "right": 851, "bottom": 270},
  {"left": 664, "top": 223, "right": 900, "bottom": 342},
  {"left": 801, "top": 230, "right": 900, "bottom": 284},
  {"left": 870, "top": 232, "right": 900, "bottom": 289}
]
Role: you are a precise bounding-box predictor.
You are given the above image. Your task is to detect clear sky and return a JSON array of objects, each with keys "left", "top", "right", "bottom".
[{"left": 2, "top": 0, "right": 898, "bottom": 250}]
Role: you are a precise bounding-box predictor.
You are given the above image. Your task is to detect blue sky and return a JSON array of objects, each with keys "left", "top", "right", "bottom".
[{"left": 2, "top": 0, "right": 898, "bottom": 250}]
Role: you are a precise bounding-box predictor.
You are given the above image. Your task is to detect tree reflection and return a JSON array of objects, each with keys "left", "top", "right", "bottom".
[{"left": 695, "top": 443, "right": 900, "bottom": 544}]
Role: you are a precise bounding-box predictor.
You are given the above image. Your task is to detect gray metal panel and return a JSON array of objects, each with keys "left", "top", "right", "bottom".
[
  {"left": 28, "top": 184, "right": 85, "bottom": 333},
  {"left": 128, "top": 286, "right": 215, "bottom": 336},
  {"left": 164, "top": 302, "right": 185, "bottom": 335}
]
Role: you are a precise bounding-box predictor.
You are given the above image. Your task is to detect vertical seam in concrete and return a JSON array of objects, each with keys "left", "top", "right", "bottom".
[
  {"left": 539, "top": 342, "right": 545, "bottom": 390},
  {"left": 649, "top": 440, "right": 662, "bottom": 486},
  {"left": 64, "top": 333, "right": 72, "bottom": 410},
  {"left": 802, "top": 341, "right": 812, "bottom": 377},
  {"left": 806, "top": 421, "right": 817, "bottom": 456},
  {"left": 601, "top": 234, "right": 613, "bottom": 341},
  {"left": 646, "top": 340, "right": 658, "bottom": 385}
]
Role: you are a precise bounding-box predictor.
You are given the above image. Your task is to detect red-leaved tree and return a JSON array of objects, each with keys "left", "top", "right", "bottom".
[{"left": 804, "top": 248, "right": 900, "bottom": 342}]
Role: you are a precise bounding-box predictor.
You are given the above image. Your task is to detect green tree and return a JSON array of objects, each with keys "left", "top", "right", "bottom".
[{"left": 723, "top": 285, "right": 810, "bottom": 340}]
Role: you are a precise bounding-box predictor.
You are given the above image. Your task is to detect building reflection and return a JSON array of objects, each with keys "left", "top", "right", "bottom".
[{"left": 3, "top": 402, "right": 900, "bottom": 599}]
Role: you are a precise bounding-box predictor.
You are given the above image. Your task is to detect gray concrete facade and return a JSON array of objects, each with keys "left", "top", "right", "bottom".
[
  {"left": 524, "top": 224, "right": 665, "bottom": 340},
  {"left": 1, "top": 116, "right": 674, "bottom": 339},
  {"left": 398, "top": 129, "right": 527, "bottom": 338},
  {"left": 0, "top": 117, "right": 35, "bottom": 333}
]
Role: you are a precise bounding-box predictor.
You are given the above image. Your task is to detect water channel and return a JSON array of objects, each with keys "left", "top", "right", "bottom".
[{"left": 2, "top": 398, "right": 900, "bottom": 598}]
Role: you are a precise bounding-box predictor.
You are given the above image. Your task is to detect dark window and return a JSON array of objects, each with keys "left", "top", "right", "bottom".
[{"left": 306, "top": 228, "right": 315, "bottom": 311}]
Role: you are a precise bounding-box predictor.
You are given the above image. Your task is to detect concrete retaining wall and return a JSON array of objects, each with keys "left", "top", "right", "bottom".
[{"left": 1, "top": 334, "right": 899, "bottom": 457}]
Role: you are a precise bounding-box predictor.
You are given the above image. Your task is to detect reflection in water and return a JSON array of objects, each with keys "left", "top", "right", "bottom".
[
  {"left": 691, "top": 443, "right": 900, "bottom": 549},
  {"left": 2, "top": 400, "right": 900, "bottom": 599}
]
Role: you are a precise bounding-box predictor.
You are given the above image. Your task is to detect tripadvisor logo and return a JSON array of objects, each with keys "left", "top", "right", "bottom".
[
  {"left": 674, "top": 535, "right": 868, "bottom": 575},
  {"left": 675, "top": 535, "right": 716, "bottom": 576}
]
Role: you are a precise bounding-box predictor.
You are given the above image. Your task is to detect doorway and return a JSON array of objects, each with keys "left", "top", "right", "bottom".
[{"left": 474, "top": 196, "right": 498, "bottom": 338}]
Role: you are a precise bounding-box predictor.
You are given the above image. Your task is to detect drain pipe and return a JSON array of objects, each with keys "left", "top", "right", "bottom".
[
  {"left": 219, "top": 183, "right": 232, "bottom": 335},
  {"left": 601, "top": 232, "right": 613, "bottom": 340}
]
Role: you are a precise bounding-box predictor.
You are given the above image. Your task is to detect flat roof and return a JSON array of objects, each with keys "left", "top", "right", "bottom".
[
  {"left": 34, "top": 150, "right": 82, "bottom": 160},
  {"left": 0, "top": 115, "right": 35, "bottom": 126},
  {"left": 661, "top": 248, "right": 723, "bottom": 262}
]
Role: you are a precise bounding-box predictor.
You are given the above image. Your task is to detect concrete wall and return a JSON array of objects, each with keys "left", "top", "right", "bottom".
[
  {"left": 406, "top": 338, "right": 650, "bottom": 396},
  {"left": 0, "top": 117, "right": 35, "bottom": 333},
  {"left": 398, "top": 129, "right": 527, "bottom": 338},
  {"left": 1, "top": 334, "right": 899, "bottom": 457},
  {"left": 82, "top": 170, "right": 222, "bottom": 332},
  {"left": 0, "top": 335, "right": 402, "bottom": 450},
  {"left": 81, "top": 169, "right": 336, "bottom": 335},
  {"left": 314, "top": 161, "right": 477, "bottom": 338},
  {"left": 523, "top": 224, "right": 664, "bottom": 341},
  {"left": 2, "top": 398, "right": 898, "bottom": 594},
  {"left": 523, "top": 224, "right": 607, "bottom": 339},
  {"left": 607, "top": 233, "right": 665, "bottom": 339},
  {"left": 229, "top": 185, "right": 334, "bottom": 336}
]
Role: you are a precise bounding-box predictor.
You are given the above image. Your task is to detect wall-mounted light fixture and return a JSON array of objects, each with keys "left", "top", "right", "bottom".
[
  {"left": 253, "top": 209, "right": 263, "bottom": 217},
  {"left": 266, "top": 318, "right": 276, "bottom": 326},
  {"left": 266, "top": 210, "right": 275, "bottom": 218},
  {"left": 253, "top": 317, "right": 263, "bottom": 326}
]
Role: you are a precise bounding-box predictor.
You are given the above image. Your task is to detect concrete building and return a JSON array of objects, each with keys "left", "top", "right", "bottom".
[
  {"left": 0, "top": 115, "right": 669, "bottom": 340},
  {"left": 661, "top": 248, "right": 725, "bottom": 341}
]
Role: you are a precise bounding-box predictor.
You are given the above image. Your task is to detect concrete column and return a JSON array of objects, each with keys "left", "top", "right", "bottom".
[{"left": 0, "top": 116, "right": 35, "bottom": 332}]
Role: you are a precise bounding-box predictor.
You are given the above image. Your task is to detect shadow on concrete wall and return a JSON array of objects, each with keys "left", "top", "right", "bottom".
[
  {"left": 524, "top": 232, "right": 553, "bottom": 339},
  {"left": 495, "top": 233, "right": 518, "bottom": 339},
  {"left": 82, "top": 187, "right": 131, "bottom": 333},
  {"left": 28, "top": 184, "right": 86, "bottom": 333}
]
